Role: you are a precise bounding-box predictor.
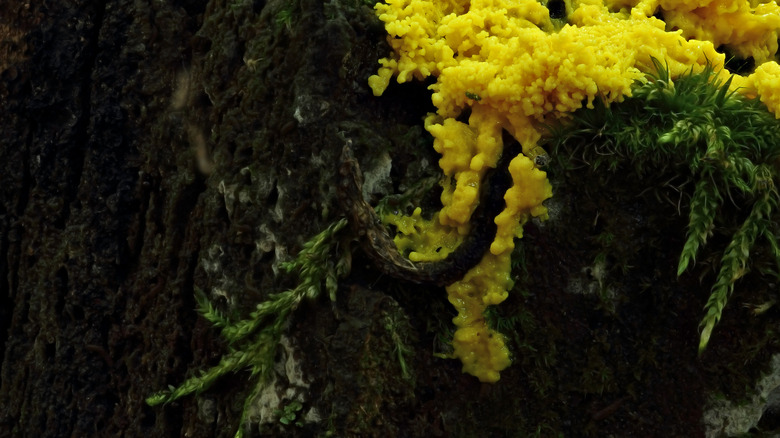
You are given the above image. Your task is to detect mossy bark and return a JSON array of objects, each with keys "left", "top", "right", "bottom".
[{"left": 1, "top": 1, "right": 778, "bottom": 437}]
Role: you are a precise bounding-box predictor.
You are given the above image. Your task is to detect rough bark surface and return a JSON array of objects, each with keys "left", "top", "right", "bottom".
[{"left": 2, "top": 1, "right": 779, "bottom": 437}]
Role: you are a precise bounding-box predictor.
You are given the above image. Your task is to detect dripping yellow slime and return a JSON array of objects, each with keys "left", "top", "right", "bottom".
[{"left": 369, "top": 0, "right": 780, "bottom": 382}]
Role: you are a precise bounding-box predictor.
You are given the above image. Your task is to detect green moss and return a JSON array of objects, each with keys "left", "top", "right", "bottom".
[
  {"left": 147, "top": 219, "right": 351, "bottom": 438},
  {"left": 382, "top": 311, "right": 415, "bottom": 380},
  {"left": 273, "top": 0, "right": 299, "bottom": 31},
  {"left": 550, "top": 60, "right": 780, "bottom": 353},
  {"left": 274, "top": 400, "right": 303, "bottom": 427}
]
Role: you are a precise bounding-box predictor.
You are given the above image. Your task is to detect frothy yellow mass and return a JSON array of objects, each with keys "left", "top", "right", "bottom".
[{"left": 371, "top": 0, "right": 780, "bottom": 382}]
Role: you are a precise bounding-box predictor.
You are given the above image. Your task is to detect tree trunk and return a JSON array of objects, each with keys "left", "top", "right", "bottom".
[{"left": 2, "top": 1, "right": 778, "bottom": 437}]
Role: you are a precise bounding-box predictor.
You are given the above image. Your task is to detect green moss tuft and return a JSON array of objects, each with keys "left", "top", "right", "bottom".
[{"left": 550, "top": 59, "right": 780, "bottom": 353}]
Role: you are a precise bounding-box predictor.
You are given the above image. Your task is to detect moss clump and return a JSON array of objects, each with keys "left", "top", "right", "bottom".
[{"left": 550, "top": 60, "right": 780, "bottom": 353}]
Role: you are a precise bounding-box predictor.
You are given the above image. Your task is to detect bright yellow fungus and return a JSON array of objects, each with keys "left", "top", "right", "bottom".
[
  {"left": 371, "top": 0, "right": 780, "bottom": 382},
  {"left": 751, "top": 61, "right": 780, "bottom": 118}
]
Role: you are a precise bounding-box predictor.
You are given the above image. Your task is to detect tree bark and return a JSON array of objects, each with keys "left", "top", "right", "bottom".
[{"left": 2, "top": 1, "right": 778, "bottom": 437}]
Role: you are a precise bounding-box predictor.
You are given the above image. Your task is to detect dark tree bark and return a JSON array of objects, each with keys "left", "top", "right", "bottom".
[
  {"left": 0, "top": 1, "right": 424, "bottom": 436},
  {"left": 2, "top": 1, "right": 779, "bottom": 437}
]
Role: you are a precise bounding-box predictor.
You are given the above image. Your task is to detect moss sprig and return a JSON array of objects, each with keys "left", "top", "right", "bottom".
[
  {"left": 677, "top": 175, "right": 721, "bottom": 276},
  {"left": 699, "top": 182, "right": 776, "bottom": 352},
  {"left": 550, "top": 59, "right": 780, "bottom": 353},
  {"left": 147, "top": 218, "right": 349, "bottom": 437}
]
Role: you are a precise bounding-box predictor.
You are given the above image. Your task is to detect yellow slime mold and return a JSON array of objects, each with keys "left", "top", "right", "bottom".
[{"left": 371, "top": 0, "right": 780, "bottom": 382}]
